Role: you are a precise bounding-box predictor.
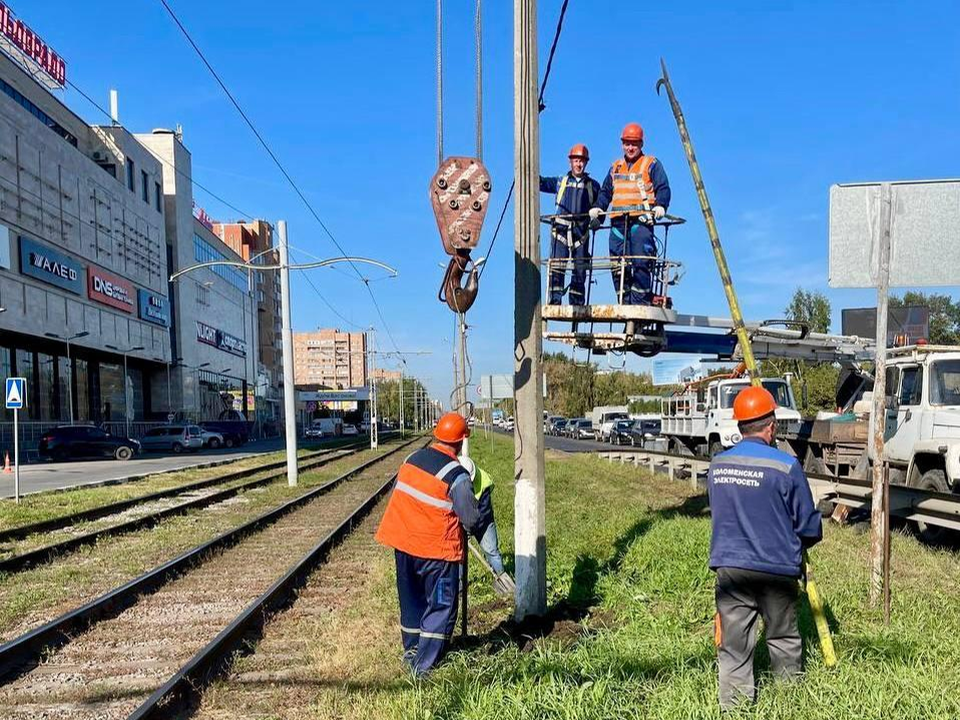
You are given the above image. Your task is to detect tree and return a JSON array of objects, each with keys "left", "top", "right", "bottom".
[
  {"left": 785, "top": 288, "right": 831, "bottom": 333},
  {"left": 889, "top": 292, "right": 960, "bottom": 345}
]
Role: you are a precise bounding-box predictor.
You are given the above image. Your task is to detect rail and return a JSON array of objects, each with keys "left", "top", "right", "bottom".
[
  {"left": 0, "top": 435, "right": 423, "bottom": 685},
  {"left": 597, "top": 448, "right": 960, "bottom": 533}
]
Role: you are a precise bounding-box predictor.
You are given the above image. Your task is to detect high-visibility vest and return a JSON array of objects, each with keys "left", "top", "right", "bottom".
[
  {"left": 473, "top": 466, "right": 494, "bottom": 500},
  {"left": 555, "top": 173, "right": 596, "bottom": 212},
  {"left": 610, "top": 155, "right": 657, "bottom": 218},
  {"left": 375, "top": 444, "right": 467, "bottom": 562}
]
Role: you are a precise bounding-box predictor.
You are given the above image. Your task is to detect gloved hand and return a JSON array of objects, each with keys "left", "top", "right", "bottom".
[
  {"left": 588, "top": 207, "right": 602, "bottom": 228},
  {"left": 653, "top": 206, "right": 666, "bottom": 221}
]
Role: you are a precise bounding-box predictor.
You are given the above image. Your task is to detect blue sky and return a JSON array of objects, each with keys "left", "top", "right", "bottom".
[{"left": 26, "top": 0, "right": 960, "bottom": 402}]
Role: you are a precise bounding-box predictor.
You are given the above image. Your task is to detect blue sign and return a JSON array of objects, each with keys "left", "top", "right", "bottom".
[
  {"left": 5, "top": 377, "right": 25, "bottom": 409},
  {"left": 138, "top": 289, "right": 170, "bottom": 327},
  {"left": 19, "top": 236, "right": 82, "bottom": 294},
  {"left": 652, "top": 357, "right": 701, "bottom": 386}
]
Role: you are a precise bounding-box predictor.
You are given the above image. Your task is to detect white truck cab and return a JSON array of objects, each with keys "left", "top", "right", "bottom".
[
  {"left": 869, "top": 346, "right": 960, "bottom": 493},
  {"left": 662, "top": 377, "right": 802, "bottom": 456}
]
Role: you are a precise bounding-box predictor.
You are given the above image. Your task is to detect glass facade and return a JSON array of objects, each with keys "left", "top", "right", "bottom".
[
  {"left": 99, "top": 363, "right": 124, "bottom": 422},
  {"left": 0, "top": 346, "right": 9, "bottom": 422},
  {"left": 57, "top": 356, "right": 71, "bottom": 422},
  {"left": 75, "top": 358, "right": 90, "bottom": 422},
  {"left": 16, "top": 349, "right": 34, "bottom": 420},
  {"left": 0, "top": 76, "right": 78, "bottom": 147},
  {"left": 37, "top": 353, "right": 54, "bottom": 421},
  {"left": 193, "top": 234, "right": 249, "bottom": 292}
]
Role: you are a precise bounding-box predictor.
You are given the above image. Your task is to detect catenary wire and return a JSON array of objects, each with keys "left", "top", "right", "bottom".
[
  {"left": 476, "top": 0, "right": 571, "bottom": 281},
  {"left": 156, "top": 0, "right": 403, "bottom": 355}
]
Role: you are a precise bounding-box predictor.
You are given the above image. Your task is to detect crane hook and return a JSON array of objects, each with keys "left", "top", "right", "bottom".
[{"left": 438, "top": 252, "right": 479, "bottom": 313}]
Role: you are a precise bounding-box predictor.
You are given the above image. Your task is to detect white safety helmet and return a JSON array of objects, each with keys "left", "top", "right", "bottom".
[{"left": 459, "top": 455, "right": 477, "bottom": 481}]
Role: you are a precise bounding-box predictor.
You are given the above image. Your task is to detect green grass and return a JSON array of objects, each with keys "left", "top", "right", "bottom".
[{"left": 350, "top": 434, "right": 960, "bottom": 720}]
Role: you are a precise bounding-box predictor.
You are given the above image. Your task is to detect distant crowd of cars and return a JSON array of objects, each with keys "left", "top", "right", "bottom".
[
  {"left": 543, "top": 414, "right": 661, "bottom": 446},
  {"left": 37, "top": 421, "right": 251, "bottom": 463}
]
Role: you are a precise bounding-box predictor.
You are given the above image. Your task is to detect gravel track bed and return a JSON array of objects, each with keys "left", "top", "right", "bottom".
[
  {"left": 0, "top": 458, "right": 400, "bottom": 720},
  {"left": 192, "top": 507, "right": 390, "bottom": 720}
]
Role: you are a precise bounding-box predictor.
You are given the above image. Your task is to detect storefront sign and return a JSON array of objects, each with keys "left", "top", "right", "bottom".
[
  {"left": 0, "top": 2, "right": 66, "bottom": 88},
  {"left": 217, "top": 330, "right": 247, "bottom": 357},
  {"left": 87, "top": 266, "right": 134, "bottom": 313},
  {"left": 196, "top": 321, "right": 246, "bottom": 357},
  {"left": 196, "top": 321, "right": 218, "bottom": 347},
  {"left": 19, "top": 236, "right": 81, "bottom": 294},
  {"left": 138, "top": 290, "right": 169, "bottom": 327}
]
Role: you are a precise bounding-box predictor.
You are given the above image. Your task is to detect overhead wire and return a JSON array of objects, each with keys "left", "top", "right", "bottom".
[
  {"left": 476, "top": 0, "right": 571, "bottom": 281},
  {"left": 156, "top": 0, "right": 403, "bottom": 355}
]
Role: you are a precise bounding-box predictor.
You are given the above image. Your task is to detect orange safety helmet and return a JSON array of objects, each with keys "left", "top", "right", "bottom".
[
  {"left": 568, "top": 143, "right": 590, "bottom": 161},
  {"left": 621, "top": 122, "right": 644, "bottom": 143},
  {"left": 434, "top": 412, "right": 470, "bottom": 443},
  {"left": 733, "top": 386, "right": 778, "bottom": 422}
]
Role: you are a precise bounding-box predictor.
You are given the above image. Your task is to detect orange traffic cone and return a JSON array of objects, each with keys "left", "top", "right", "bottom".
[{"left": 2, "top": 452, "right": 11, "bottom": 473}]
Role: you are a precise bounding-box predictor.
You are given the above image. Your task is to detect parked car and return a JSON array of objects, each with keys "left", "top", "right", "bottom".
[
  {"left": 630, "top": 419, "right": 662, "bottom": 447},
  {"left": 197, "top": 428, "right": 225, "bottom": 449},
  {"left": 574, "top": 419, "right": 595, "bottom": 439},
  {"left": 140, "top": 425, "right": 204, "bottom": 454},
  {"left": 503, "top": 416, "right": 515, "bottom": 431},
  {"left": 342, "top": 423, "right": 359, "bottom": 436},
  {"left": 608, "top": 419, "right": 638, "bottom": 445},
  {"left": 549, "top": 417, "right": 567, "bottom": 436},
  {"left": 561, "top": 418, "right": 581, "bottom": 438},
  {"left": 200, "top": 420, "right": 250, "bottom": 448},
  {"left": 304, "top": 426, "right": 325, "bottom": 439},
  {"left": 38, "top": 425, "right": 140, "bottom": 462}
]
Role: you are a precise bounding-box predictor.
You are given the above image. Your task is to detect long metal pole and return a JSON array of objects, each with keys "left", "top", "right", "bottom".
[
  {"left": 514, "top": 0, "right": 547, "bottom": 621},
  {"left": 278, "top": 220, "right": 298, "bottom": 487},
  {"left": 656, "top": 59, "right": 759, "bottom": 384},
  {"left": 13, "top": 407, "right": 19, "bottom": 504},
  {"left": 399, "top": 369, "right": 405, "bottom": 438},
  {"left": 65, "top": 339, "right": 74, "bottom": 425},
  {"left": 166, "top": 361, "right": 172, "bottom": 415},
  {"left": 370, "top": 329, "right": 379, "bottom": 450},
  {"left": 458, "top": 314, "right": 469, "bottom": 456},
  {"left": 869, "top": 182, "right": 893, "bottom": 607}
]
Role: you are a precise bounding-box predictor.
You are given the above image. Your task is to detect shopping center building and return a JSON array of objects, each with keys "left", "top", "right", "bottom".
[{"left": 0, "top": 3, "right": 270, "bottom": 445}]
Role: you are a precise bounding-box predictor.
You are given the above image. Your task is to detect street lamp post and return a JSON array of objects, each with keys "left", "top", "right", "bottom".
[{"left": 106, "top": 344, "right": 144, "bottom": 438}]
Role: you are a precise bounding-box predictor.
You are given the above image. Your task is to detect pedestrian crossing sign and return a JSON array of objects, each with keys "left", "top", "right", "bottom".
[{"left": 5, "top": 377, "right": 25, "bottom": 409}]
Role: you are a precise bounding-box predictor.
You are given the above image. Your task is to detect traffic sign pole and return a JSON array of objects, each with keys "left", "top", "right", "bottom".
[{"left": 13, "top": 408, "right": 19, "bottom": 504}]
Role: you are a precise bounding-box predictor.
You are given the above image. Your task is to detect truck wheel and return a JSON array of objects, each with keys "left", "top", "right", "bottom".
[
  {"left": 914, "top": 469, "right": 951, "bottom": 544},
  {"left": 224, "top": 437, "right": 235, "bottom": 448},
  {"left": 114, "top": 446, "right": 133, "bottom": 461},
  {"left": 709, "top": 441, "right": 724, "bottom": 459},
  {"left": 208, "top": 438, "right": 221, "bottom": 449}
]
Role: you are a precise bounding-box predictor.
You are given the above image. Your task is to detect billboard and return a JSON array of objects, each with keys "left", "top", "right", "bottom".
[
  {"left": 841, "top": 306, "right": 930, "bottom": 347},
  {"left": 19, "top": 235, "right": 81, "bottom": 294},
  {"left": 652, "top": 358, "right": 700, "bottom": 386}
]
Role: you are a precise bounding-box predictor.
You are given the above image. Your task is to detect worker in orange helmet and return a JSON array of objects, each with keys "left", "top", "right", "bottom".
[
  {"left": 591, "top": 122, "right": 671, "bottom": 305},
  {"left": 540, "top": 143, "right": 600, "bottom": 305},
  {"left": 375, "top": 412, "right": 482, "bottom": 676},
  {"left": 707, "top": 386, "right": 822, "bottom": 709}
]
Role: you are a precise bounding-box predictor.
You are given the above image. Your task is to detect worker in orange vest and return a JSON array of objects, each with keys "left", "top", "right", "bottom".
[
  {"left": 375, "top": 412, "right": 482, "bottom": 676},
  {"left": 590, "top": 122, "right": 671, "bottom": 305}
]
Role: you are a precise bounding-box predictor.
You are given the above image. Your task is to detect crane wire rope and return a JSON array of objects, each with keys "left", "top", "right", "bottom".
[
  {"left": 157, "top": 0, "right": 403, "bottom": 355},
  {"left": 475, "top": 0, "right": 571, "bottom": 282}
]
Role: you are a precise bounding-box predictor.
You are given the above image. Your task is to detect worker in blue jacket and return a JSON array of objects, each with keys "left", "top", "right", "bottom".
[
  {"left": 707, "top": 386, "right": 823, "bottom": 710},
  {"left": 540, "top": 143, "right": 600, "bottom": 305}
]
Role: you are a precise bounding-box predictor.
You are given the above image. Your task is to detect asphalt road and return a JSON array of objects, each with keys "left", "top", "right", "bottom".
[{"left": 0, "top": 437, "right": 314, "bottom": 498}]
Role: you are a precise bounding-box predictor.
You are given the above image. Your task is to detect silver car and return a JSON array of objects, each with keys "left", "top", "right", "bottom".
[{"left": 140, "top": 425, "right": 205, "bottom": 454}]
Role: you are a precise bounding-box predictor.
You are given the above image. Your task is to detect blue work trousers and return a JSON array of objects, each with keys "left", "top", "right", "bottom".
[
  {"left": 479, "top": 520, "right": 505, "bottom": 575},
  {"left": 609, "top": 219, "right": 656, "bottom": 305},
  {"left": 395, "top": 550, "right": 460, "bottom": 676},
  {"left": 549, "top": 224, "right": 590, "bottom": 305}
]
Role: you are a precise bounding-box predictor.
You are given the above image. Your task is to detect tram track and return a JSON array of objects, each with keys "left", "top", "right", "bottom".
[
  {"left": 0, "top": 436, "right": 421, "bottom": 720},
  {"left": 0, "top": 439, "right": 382, "bottom": 574}
]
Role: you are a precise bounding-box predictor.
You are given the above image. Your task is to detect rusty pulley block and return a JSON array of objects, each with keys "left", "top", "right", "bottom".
[{"left": 429, "top": 157, "right": 492, "bottom": 313}]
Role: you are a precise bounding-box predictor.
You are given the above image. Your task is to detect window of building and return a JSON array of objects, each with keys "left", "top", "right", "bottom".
[
  {"left": 193, "top": 234, "right": 249, "bottom": 292},
  {"left": 0, "top": 346, "right": 9, "bottom": 422},
  {"left": 197, "top": 284, "right": 210, "bottom": 308},
  {"left": 75, "top": 358, "right": 90, "bottom": 422},
  {"left": 57, "top": 356, "right": 71, "bottom": 422},
  {"left": 0, "top": 77, "right": 78, "bottom": 147},
  {"left": 126, "top": 158, "right": 135, "bottom": 192},
  {"left": 15, "top": 349, "right": 35, "bottom": 420},
  {"left": 37, "top": 352, "right": 54, "bottom": 422},
  {"left": 100, "top": 363, "right": 124, "bottom": 422},
  {"left": 141, "top": 170, "right": 149, "bottom": 203},
  {"left": 155, "top": 182, "right": 163, "bottom": 213}
]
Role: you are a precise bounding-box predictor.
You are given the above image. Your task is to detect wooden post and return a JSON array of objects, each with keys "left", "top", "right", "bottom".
[
  {"left": 513, "top": 0, "right": 547, "bottom": 621},
  {"left": 869, "top": 182, "right": 893, "bottom": 607}
]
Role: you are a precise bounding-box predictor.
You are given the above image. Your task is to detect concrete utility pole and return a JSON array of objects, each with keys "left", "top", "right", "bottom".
[
  {"left": 277, "top": 220, "right": 298, "bottom": 487},
  {"left": 513, "top": 0, "right": 547, "bottom": 621},
  {"left": 869, "top": 183, "right": 893, "bottom": 609}
]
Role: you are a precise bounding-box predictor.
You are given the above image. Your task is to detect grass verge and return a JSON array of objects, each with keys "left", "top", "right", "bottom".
[{"left": 249, "top": 433, "right": 960, "bottom": 720}]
